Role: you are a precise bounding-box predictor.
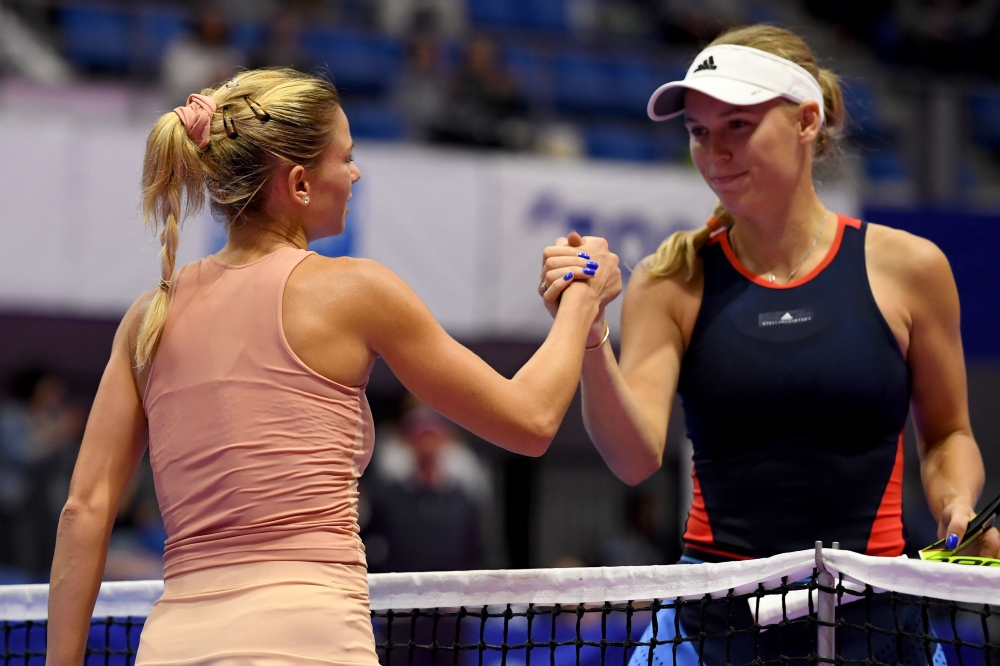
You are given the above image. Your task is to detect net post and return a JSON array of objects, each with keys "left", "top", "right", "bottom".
[{"left": 815, "top": 541, "right": 836, "bottom": 665}]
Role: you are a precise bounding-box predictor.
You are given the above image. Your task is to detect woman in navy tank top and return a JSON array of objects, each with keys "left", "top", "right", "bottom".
[{"left": 538, "top": 24, "right": 997, "bottom": 666}]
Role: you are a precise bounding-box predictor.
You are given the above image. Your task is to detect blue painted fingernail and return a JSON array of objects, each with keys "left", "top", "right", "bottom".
[
  {"left": 563, "top": 272, "right": 574, "bottom": 281},
  {"left": 583, "top": 267, "right": 596, "bottom": 276},
  {"left": 577, "top": 252, "right": 590, "bottom": 259},
  {"left": 946, "top": 533, "right": 959, "bottom": 550},
  {"left": 586, "top": 261, "right": 599, "bottom": 269}
]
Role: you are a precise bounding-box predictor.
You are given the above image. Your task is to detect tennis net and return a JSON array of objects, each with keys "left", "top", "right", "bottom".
[{"left": 2, "top": 544, "right": 998, "bottom": 666}]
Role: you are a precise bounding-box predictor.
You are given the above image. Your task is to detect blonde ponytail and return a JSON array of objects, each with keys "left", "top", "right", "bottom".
[
  {"left": 645, "top": 205, "right": 733, "bottom": 280},
  {"left": 135, "top": 112, "right": 206, "bottom": 368},
  {"left": 134, "top": 69, "right": 343, "bottom": 368}
]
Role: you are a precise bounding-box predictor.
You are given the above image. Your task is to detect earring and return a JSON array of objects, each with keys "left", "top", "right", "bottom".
[{"left": 303, "top": 197, "right": 309, "bottom": 204}]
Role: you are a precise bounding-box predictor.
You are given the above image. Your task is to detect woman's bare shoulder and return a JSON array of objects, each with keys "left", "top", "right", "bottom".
[
  {"left": 293, "top": 254, "right": 410, "bottom": 298},
  {"left": 865, "top": 223, "right": 953, "bottom": 285},
  {"left": 628, "top": 256, "right": 703, "bottom": 307},
  {"left": 288, "top": 254, "right": 428, "bottom": 331},
  {"left": 623, "top": 256, "right": 703, "bottom": 340}
]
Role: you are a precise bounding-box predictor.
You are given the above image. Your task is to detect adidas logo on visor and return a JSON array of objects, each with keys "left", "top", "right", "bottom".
[{"left": 694, "top": 56, "right": 717, "bottom": 72}]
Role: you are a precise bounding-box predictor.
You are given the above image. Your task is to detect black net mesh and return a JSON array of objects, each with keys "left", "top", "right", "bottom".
[{"left": 2, "top": 572, "right": 998, "bottom": 666}]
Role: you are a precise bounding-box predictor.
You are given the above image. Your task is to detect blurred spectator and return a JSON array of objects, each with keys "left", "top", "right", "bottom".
[
  {"left": 379, "top": 0, "right": 466, "bottom": 38},
  {"left": 891, "top": 0, "right": 1000, "bottom": 74},
  {"left": 162, "top": 9, "right": 245, "bottom": 106},
  {"left": 391, "top": 34, "right": 448, "bottom": 140},
  {"left": 251, "top": 11, "right": 311, "bottom": 70},
  {"left": 0, "top": 368, "right": 83, "bottom": 580},
  {"left": 597, "top": 0, "right": 657, "bottom": 42},
  {"left": 598, "top": 491, "right": 664, "bottom": 566},
  {"left": 216, "top": 0, "right": 281, "bottom": 24},
  {"left": 802, "top": 0, "right": 893, "bottom": 46},
  {"left": 652, "top": 0, "right": 745, "bottom": 44},
  {"left": 361, "top": 397, "right": 490, "bottom": 572},
  {"left": 429, "top": 35, "right": 531, "bottom": 150}
]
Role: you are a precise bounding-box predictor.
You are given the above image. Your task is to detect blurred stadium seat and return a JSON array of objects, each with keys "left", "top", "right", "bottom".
[
  {"left": 132, "top": 8, "right": 188, "bottom": 73},
  {"left": 841, "top": 79, "right": 893, "bottom": 145},
  {"left": 611, "top": 59, "right": 676, "bottom": 118},
  {"left": 584, "top": 123, "right": 686, "bottom": 162},
  {"left": 341, "top": 102, "right": 406, "bottom": 140},
  {"left": 503, "top": 44, "right": 552, "bottom": 105},
  {"left": 969, "top": 91, "right": 1000, "bottom": 153},
  {"left": 300, "top": 29, "right": 402, "bottom": 94},
  {"left": 58, "top": 6, "right": 132, "bottom": 71},
  {"left": 554, "top": 54, "right": 613, "bottom": 114},
  {"left": 863, "top": 149, "right": 910, "bottom": 183},
  {"left": 467, "top": 0, "right": 568, "bottom": 32},
  {"left": 228, "top": 22, "right": 267, "bottom": 57}
]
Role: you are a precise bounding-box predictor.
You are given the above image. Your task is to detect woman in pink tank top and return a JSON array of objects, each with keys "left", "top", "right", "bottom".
[{"left": 45, "top": 69, "right": 621, "bottom": 665}]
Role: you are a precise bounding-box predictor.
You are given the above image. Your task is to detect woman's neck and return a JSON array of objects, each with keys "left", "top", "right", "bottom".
[
  {"left": 727, "top": 182, "right": 833, "bottom": 283},
  {"left": 217, "top": 215, "right": 308, "bottom": 266}
]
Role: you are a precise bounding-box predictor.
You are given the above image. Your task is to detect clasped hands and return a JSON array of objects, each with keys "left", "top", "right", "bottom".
[{"left": 538, "top": 231, "right": 623, "bottom": 346}]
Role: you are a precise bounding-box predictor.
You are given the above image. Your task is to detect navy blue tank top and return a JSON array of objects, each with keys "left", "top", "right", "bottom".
[{"left": 677, "top": 215, "right": 910, "bottom": 561}]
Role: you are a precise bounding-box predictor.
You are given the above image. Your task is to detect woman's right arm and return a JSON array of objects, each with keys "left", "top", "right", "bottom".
[
  {"left": 46, "top": 299, "right": 150, "bottom": 666},
  {"left": 353, "top": 249, "right": 615, "bottom": 456},
  {"left": 576, "top": 266, "right": 689, "bottom": 485}
]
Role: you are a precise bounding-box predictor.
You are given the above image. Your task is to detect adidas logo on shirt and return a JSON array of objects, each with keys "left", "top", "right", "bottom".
[
  {"left": 694, "top": 56, "right": 717, "bottom": 72},
  {"left": 758, "top": 308, "right": 814, "bottom": 327}
]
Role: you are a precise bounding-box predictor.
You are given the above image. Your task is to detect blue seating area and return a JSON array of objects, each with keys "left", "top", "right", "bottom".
[
  {"left": 583, "top": 123, "right": 689, "bottom": 162},
  {"left": 341, "top": 102, "right": 407, "bottom": 140},
  {"left": 59, "top": 6, "right": 135, "bottom": 71},
  {"left": 969, "top": 91, "right": 1000, "bottom": 153},
  {"left": 501, "top": 49, "right": 686, "bottom": 119},
  {"left": 466, "top": 0, "right": 569, "bottom": 33},
  {"left": 300, "top": 29, "right": 402, "bottom": 94},
  {"left": 863, "top": 149, "right": 910, "bottom": 183},
  {"left": 59, "top": 5, "right": 189, "bottom": 73},
  {"left": 131, "top": 8, "right": 188, "bottom": 72},
  {"left": 53, "top": 1, "right": 990, "bottom": 175}
]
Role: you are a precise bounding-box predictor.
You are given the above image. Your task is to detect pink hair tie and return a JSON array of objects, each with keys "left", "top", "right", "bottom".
[{"left": 173, "top": 94, "right": 218, "bottom": 149}]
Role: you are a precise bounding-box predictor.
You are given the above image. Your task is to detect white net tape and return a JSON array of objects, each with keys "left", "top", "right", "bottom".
[{"left": 2, "top": 548, "right": 998, "bottom": 622}]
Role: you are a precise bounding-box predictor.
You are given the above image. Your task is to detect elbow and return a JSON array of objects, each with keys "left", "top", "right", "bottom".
[
  {"left": 517, "top": 414, "right": 562, "bottom": 457},
  {"left": 615, "top": 451, "right": 664, "bottom": 486},
  {"left": 59, "top": 497, "right": 88, "bottom": 525},
  {"left": 58, "top": 496, "right": 112, "bottom": 534}
]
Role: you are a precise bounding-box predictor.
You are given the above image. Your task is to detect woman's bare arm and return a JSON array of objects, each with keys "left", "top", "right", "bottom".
[
  {"left": 46, "top": 298, "right": 151, "bottom": 666},
  {"left": 361, "top": 264, "right": 602, "bottom": 455},
  {"left": 877, "top": 228, "right": 998, "bottom": 556},
  {"left": 576, "top": 266, "right": 690, "bottom": 484}
]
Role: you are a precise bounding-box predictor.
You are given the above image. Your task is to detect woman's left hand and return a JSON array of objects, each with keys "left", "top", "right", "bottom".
[
  {"left": 940, "top": 499, "right": 1000, "bottom": 558},
  {"left": 539, "top": 232, "right": 622, "bottom": 320}
]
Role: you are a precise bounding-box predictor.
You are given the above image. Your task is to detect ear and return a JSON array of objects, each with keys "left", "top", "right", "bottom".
[
  {"left": 798, "top": 101, "right": 823, "bottom": 144},
  {"left": 285, "top": 164, "right": 310, "bottom": 206}
]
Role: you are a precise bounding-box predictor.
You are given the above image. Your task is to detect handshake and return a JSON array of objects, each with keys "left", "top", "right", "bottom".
[{"left": 536, "top": 231, "right": 624, "bottom": 344}]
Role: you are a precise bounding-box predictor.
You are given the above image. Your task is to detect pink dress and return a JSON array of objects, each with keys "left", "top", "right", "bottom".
[{"left": 136, "top": 247, "right": 379, "bottom": 665}]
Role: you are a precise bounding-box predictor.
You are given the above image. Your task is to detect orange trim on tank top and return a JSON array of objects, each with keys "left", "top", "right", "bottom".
[
  {"left": 683, "top": 464, "right": 714, "bottom": 540},
  {"left": 713, "top": 213, "right": 861, "bottom": 289},
  {"left": 865, "top": 432, "right": 907, "bottom": 557}
]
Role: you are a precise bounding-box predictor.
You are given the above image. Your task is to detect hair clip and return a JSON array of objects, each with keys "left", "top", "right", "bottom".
[
  {"left": 225, "top": 78, "right": 239, "bottom": 90},
  {"left": 243, "top": 96, "right": 271, "bottom": 122},
  {"left": 222, "top": 106, "right": 238, "bottom": 139}
]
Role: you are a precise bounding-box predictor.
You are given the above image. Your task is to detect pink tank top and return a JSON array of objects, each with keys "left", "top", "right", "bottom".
[{"left": 144, "top": 247, "right": 374, "bottom": 578}]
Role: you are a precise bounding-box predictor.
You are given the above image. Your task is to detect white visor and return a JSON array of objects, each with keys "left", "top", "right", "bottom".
[{"left": 647, "top": 44, "right": 825, "bottom": 126}]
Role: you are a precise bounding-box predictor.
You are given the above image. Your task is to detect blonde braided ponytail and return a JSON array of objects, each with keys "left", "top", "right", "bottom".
[
  {"left": 135, "top": 111, "right": 205, "bottom": 368},
  {"left": 134, "top": 69, "right": 342, "bottom": 368}
]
